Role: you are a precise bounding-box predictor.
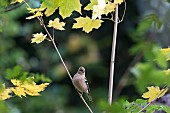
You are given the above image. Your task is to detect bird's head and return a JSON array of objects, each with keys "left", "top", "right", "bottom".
[{"left": 78, "top": 66, "right": 85, "bottom": 74}]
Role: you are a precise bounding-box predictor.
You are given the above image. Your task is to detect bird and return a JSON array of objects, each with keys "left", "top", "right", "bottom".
[{"left": 72, "top": 66, "right": 93, "bottom": 101}]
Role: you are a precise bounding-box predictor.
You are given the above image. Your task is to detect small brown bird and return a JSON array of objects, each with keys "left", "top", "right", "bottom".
[{"left": 72, "top": 66, "right": 93, "bottom": 101}]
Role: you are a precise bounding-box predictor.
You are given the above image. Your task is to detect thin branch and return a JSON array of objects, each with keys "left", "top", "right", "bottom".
[
  {"left": 78, "top": 93, "right": 93, "bottom": 113},
  {"left": 43, "top": 24, "right": 93, "bottom": 113},
  {"left": 42, "top": 25, "right": 73, "bottom": 80},
  {"left": 23, "top": 1, "right": 93, "bottom": 112},
  {"left": 108, "top": 5, "right": 119, "bottom": 105}
]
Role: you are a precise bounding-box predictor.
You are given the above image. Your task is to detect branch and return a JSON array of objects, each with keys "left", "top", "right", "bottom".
[
  {"left": 43, "top": 24, "right": 93, "bottom": 113},
  {"left": 108, "top": 5, "right": 119, "bottom": 105}
]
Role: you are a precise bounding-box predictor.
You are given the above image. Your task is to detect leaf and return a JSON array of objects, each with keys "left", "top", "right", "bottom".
[
  {"left": 31, "top": 32, "right": 47, "bottom": 44},
  {"left": 11, "top": 87, "right": 26, "bottom": 97},
  {"left": 40, "top": 0, "right": 60, "bottom": 17},
  {"left": 0, "top": 88, "right": 12, "bottom": 100},
  {"left": 41, "top": 0, "right": 81, "bottom": 18},
  {"left": 48, "top": 18, "right": 65, "bottom": 30},
  {"left": 84, "top": 0, "right": 109, "bottom": 10},
  {"left": 11, "top": 0, "right": 23, "bottom": 4},
  {"left": 26, "top": 11, "right": 43, "bottom": 20},
  {"left": 27, "top": 7, "right": 45, "bottom": 13},
  {"left": 59, "top": 0, "right": 82, "bottom": 19},
  {"left": 114, "top": 0, "right": 124, "bottom": 5},
  {"left": 142, "top": 86, "right": 168, "bottom": 102},
  {"left": 11, "top": 78, "right": 49, "bottom": 97},
  {"left": 73, "top": 16, "right": 103, "bottom": 33},
  {"left": 160, "top": 48, "right": 170, "bottom": 60},
  {"left": 92, "top": 1, "right": 116, "bottom": 20}
]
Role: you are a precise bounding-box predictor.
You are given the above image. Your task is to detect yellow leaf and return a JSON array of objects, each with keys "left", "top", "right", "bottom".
[
  {"left": 11, "top": 78, "right": 49, "bottom": 97},
  {"left": 160, "top": 48, "right": 170, "bottom": 60},
  {"left": 105, "top": 3, "right": 116, "bottom": 14},
  {"left": 142, "top": 86, "right": 168, "bottom": 102},
  {"left": 11, "top": 0, "right": 23, "bottom": 4},
  {"left": 27, "top": 8, "right": 45, "bottom": 13},
  {"left": 31, "top": 32, "right": 47, "bottom": 44},
  {"left": 73, "top": 16, "right": 103, "bottom": 33},
  {"left": 11, "top": 79, "right": 21, "bottom": 86},
  {"left": 11, "top": 87, "right": 26, "bottom": 97},
  {"left": 0, "top": 88, "right": 12, "bottom": 100},
  {"left": 40, "top": 0, "right": 60, "bottom": 17},
  {"left": 114, "top": 0, "right": 124, "bottom": 5},
  {"left": 26, "top": 11, "right": 43, "bottom": 20},
  {"left": 48, "top": 18, "right": 65, "bottom": 30}
]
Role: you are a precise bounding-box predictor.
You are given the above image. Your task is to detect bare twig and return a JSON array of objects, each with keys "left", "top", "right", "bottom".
[
  {"left": 22, "top": 1, "right": 93, "bottom": 112},
  {"left": 108, "top": 5, "right": 119, "bottom": 105}
]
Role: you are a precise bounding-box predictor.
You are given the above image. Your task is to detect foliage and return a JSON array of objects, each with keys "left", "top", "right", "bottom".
[{"left": 0, "top": 0, "right": 170, "bottom": 113}]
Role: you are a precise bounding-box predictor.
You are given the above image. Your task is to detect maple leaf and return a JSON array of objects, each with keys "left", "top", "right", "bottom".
[
  {"left": 11, "top": 0, "right": 23, "bottom": 4},
  {"left": 27, "top": 8, "right": 45, "bottom": 14},
  {"left": 48, "top": 18, "right": 65, "bottom": 30},
  {"left": 11, "top": 79, "right": 49, "bottom": 97},
  {"left": 72, "top": 16, "right": 103, "bottom": 33},
  {"left": 160, "top": 48, "right": 170, "bottom": 60},
  {"left": 0, "top": 88, "right": 12, "bottom": 100},
  {"left": 92, "top": 0, "right": 116, "bottom": 20},
  {"left": 41, "top": 0, "right": 81, "bottom": 18},
  {"left": 142, "top": 86, "right": 168, "bottom": 102},
  {"left": 105, "top": 2, "right": 116, "bottom": 14},
  {"left": 114, "top": 0, "right": 124, "bottom": 5},
  {"left": 11, "top": 87, "right": 26, "bottom": 97},
  {"left": 40, "top": 0, "right": 60, "bottom": 17},
  {"left": 59, "top": 0, "right": 82, "bottom": 19},
  {"left": 31, "top": 32, "right": 47, "bottom": 44},
  {"left": 85, "top": 0, "right": 109, "bottom": 10},
  {"left": 26, "top": 11, "right": 43, "bottom": 20}
]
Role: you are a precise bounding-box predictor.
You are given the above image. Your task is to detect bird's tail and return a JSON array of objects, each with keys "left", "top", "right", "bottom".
[{"left": 86, "top": 93, "right": 93, "bottom": 102}]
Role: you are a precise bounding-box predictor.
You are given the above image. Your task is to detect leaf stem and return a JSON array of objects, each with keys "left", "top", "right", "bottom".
[{"left": 108, "top": 5, "right": 118, "bottom": 105}]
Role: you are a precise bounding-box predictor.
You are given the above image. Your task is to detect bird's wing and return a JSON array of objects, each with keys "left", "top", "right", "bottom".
[{"left": 85, "top": 77, "right": 90, "bottom": 92}]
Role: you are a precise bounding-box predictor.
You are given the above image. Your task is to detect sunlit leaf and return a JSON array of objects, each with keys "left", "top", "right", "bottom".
[
  {"left": 59, "top": 0, "right": 82, "bottom": 19},
  {"left": 26, "top": 11, "right": 43, "bottom": 20},
  {"left": 160, "top": 48, "right": 170, "bottom": 60},
  {"left": 48, "top": 18, "right": 65, "bottom": 30},
  {"left": 27, "top": 7, "right": 45, "bottom": 13},
  {"left": 114, "top": 0, "right": 124, "bottom": 5},
  {"left": 31, "top": 32, "right": 47, "bottom": 44},
  {"left": 40, "top": 0, "right": 60, "bottom": 17},
  {"left": 142, "top": 86, "right": 168, "bottom": 102},
  {"left": 11, "top": 0, "right": 23, "bottom": 4},
  {"left": 0, "top": 88, "right": 12, "bottom": 100},
  {"left": 41, "top": 0, "right": 81, "bottom": 18},
  {"left": 11, "top": 78, "right": 49, "bottom": 97},
  {"left": 73, "top": 16, "right": 103, "bottom": 33}
]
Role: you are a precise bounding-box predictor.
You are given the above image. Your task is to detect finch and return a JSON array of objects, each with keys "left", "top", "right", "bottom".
[{"left": 72, "top": 66, "right": 93, "bottom": 101}]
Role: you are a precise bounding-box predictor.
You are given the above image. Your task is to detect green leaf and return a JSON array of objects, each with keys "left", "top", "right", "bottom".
[
  {"left": 5, "top": 65, "right": 23, "bottom": 80},
  {"left": 40, "top": 0, "right": 60, "bottom": 17},
  {"left": 59, "top": 0, "right": 81, "bottom": 19},
  {"left": 72, "top": 16, "right": 103, "bottom": 33}
]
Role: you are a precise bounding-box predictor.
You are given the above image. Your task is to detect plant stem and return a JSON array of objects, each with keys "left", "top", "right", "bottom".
[
  {"left": 108, "top": 5, "right": 118, "bottom": 105},
  {"left": 42, "top": 25, "right": 93, "bottom": 113}
]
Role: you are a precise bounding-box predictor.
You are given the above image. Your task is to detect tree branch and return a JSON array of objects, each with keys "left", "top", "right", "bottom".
[{"left": 108, "top": 5, "right": 119, "bottom": 105}]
